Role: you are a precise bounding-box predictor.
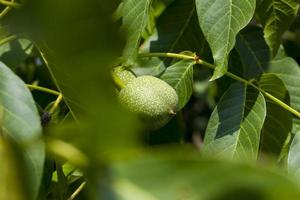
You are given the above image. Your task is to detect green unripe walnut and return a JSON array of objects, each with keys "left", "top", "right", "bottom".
[
  {"left": 112, "top": 66, "right": 136, "bottom": 89},
  {"left": 118, "top": 76, "right": 178, "bottom": 129}
]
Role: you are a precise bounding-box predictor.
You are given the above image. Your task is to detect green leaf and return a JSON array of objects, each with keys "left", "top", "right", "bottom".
[
  {"left": 288, "top": 132, "right": 300, "bottom": 176},
  {"left": 267, "top": 57, "right": 300, "bottom": 134},
  {"left": 0, "top": 62, "right": 44, "bottom": 199},
  {"left": 160, "top": 59, "right": 195, "bottom": 110},
  {"left": 234, "top": 26, "right": 270, "bottom": 79},
  {"left": 131, "top": 57, "right": 166, "bottom": 77},
  {"left": 203, "top": 82, "right": 266, "bottom": 160},
  {"left": 138, "top": 0, "right": 209, "bottom": 77},
  {"left": 112, "top": 152, "right": 300, "bottom": 200},
  {"left": 256, "top": 0, "right": 299, "bottom": 57},
  {"left": 196, "top": 0, "right": 256, "bottom": 80},
  {"left": 117, "top": 0, "right": 152, "bottom": 63},
  {"left": 259, "top": 74, "right": 292, "bottom": 155}
]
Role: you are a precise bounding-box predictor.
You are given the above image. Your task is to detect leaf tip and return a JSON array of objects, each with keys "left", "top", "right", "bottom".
[{"left": 210, "top": 65, "right": 227, "bottom": 81}]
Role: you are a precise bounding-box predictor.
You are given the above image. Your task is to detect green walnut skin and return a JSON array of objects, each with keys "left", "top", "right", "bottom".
[
  {"left": 118, "top": 76, "right": 178, "bottom": 129},
  {"left": 112, "top": 66, "right": 136, "bottom": 89}
]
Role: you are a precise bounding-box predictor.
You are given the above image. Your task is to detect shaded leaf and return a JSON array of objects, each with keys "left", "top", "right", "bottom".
[
  {"left": 235, "top": 26, "right": 270, "bottom": 79},
  {"left": 196, "top": 0, "right": 256, "bottom": 80},
  {"left": 145, "top": 116, "right": 184, "bottom": 145},
  {"left": 0, "top": 62, "right": 44, "bottom": 199},
  {"left": 256, "top": 0, "right": 299, "bottom": 57},
  {"left": 259, "top": 74, "right": 292, "bottom": 155},
  {"left": 161, "top": 59, "right": 195, "bottom": 110},
  {"left": 149, "top": 0, "right": 207, "bottom": 55},
  {"left": 0, "top": 38, "right": 33, "bottom": 71},
  {"left": 138, "top": 0, "right": 209, "bottom": 77},
  {"left": 203, "top": 82, "right": 266, "bottom": 160}
]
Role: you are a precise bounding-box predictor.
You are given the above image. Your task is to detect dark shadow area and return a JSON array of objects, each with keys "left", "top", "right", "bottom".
[
  {"left": 144, "top": 115, "right": 184, "bottom": 146},
  {"left": 229, "top": 25, "right": 271, "bottom": 79},
  {"left": 208, "top": 186, "right": 265, "bottom": 200},
  {"left": 149, "top": 0, "right": 213, "bottom": 67}
]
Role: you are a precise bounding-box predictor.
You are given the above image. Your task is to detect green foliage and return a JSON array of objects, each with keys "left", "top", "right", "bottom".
[
  {"left": 112, "top": 151, "right": 300, "bottom": 200},
  {"left": 267, "top": 57, "right": 300, "bottom": 134},
  {"left": 234, "top": 26, "right": 269, "bottom": 79},
  {"left": 161, "top": 59, "right": 195, "bottom": 109},
  {"left": 148, "top": 0, "right": 206, "bottom": 54},
  {"left": 115, "top": 0, "right": 152, "bottom": 64},
  {"left": 259, "top": 74, "right": 292, "bottom": 155},
  {"left": 288, "top": 132, "right": 300, "bottom": 176},
  {"left": 256, "top": 0, "right": 299, "bottom": 57},
  {"left": 203, "top": 82, "right": 266, "bottom": 160},
  {"left": 0, "top": 62, "right": 44, "bottom": 200},
  {"left": 1, "top": 0, "right": 300, "bottom": 199},
  {"left": 196, "top": 0, "right": 256, "bottom": 80}
]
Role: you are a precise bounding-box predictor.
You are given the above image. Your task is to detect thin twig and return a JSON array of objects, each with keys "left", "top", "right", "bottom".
[
  {"left": 26, "top": 84, "right": 61, "bottom": 96},
  {"left": 0, "top": 0, "right": 15, "bottom": 19},
  {"left": 140, "top": 52, "right": 300, "bottom": 118},
  {"left": 68, "top": 181, "right": 87, "bottom": 200},
  {"left": 49, "top": 94, "right": 63, "bottom": 114},
  {"left": 0, "top": 35, "right": 18, "bottom": 46},
  {"left": 0, "top": 0, "right": 21, "bottom": 8}
]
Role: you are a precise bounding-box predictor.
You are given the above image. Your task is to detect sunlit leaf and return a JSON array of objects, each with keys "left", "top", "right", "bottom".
[
  {"left": 288, "top": 132, "right": 300, "bottom": 176},
  {"left": 117, "top": 0, "right": 152, "bottom": 63},
  {"left": 161, "top": 59, "right": 195, "bottom": 110},
  {"left": 131, "top": 57, "right": 166, "bottom": 77},
  {"left": 196, "top": 0, "right": 256, "bottom": 80}
]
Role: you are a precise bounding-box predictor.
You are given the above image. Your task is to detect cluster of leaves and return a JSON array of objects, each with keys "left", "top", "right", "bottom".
[{"left": 1, "top": 0, "right": 300, "bottom": 200}]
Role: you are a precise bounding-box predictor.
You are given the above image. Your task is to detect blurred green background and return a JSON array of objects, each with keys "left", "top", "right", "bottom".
[{"left": 0, "top": 0, "right": 300, "bottom": 200}]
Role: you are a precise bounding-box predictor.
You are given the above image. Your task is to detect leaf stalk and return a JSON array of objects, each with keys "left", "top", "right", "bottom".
[
  {"left": 27, "top": 84, "right": 61, "bottom": 96},
  {"left": 0, "top": 0, "right": 21, "bottom": 8},
  {"left": 139, "top": 52, "right": 300, "bottom": 118}
]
